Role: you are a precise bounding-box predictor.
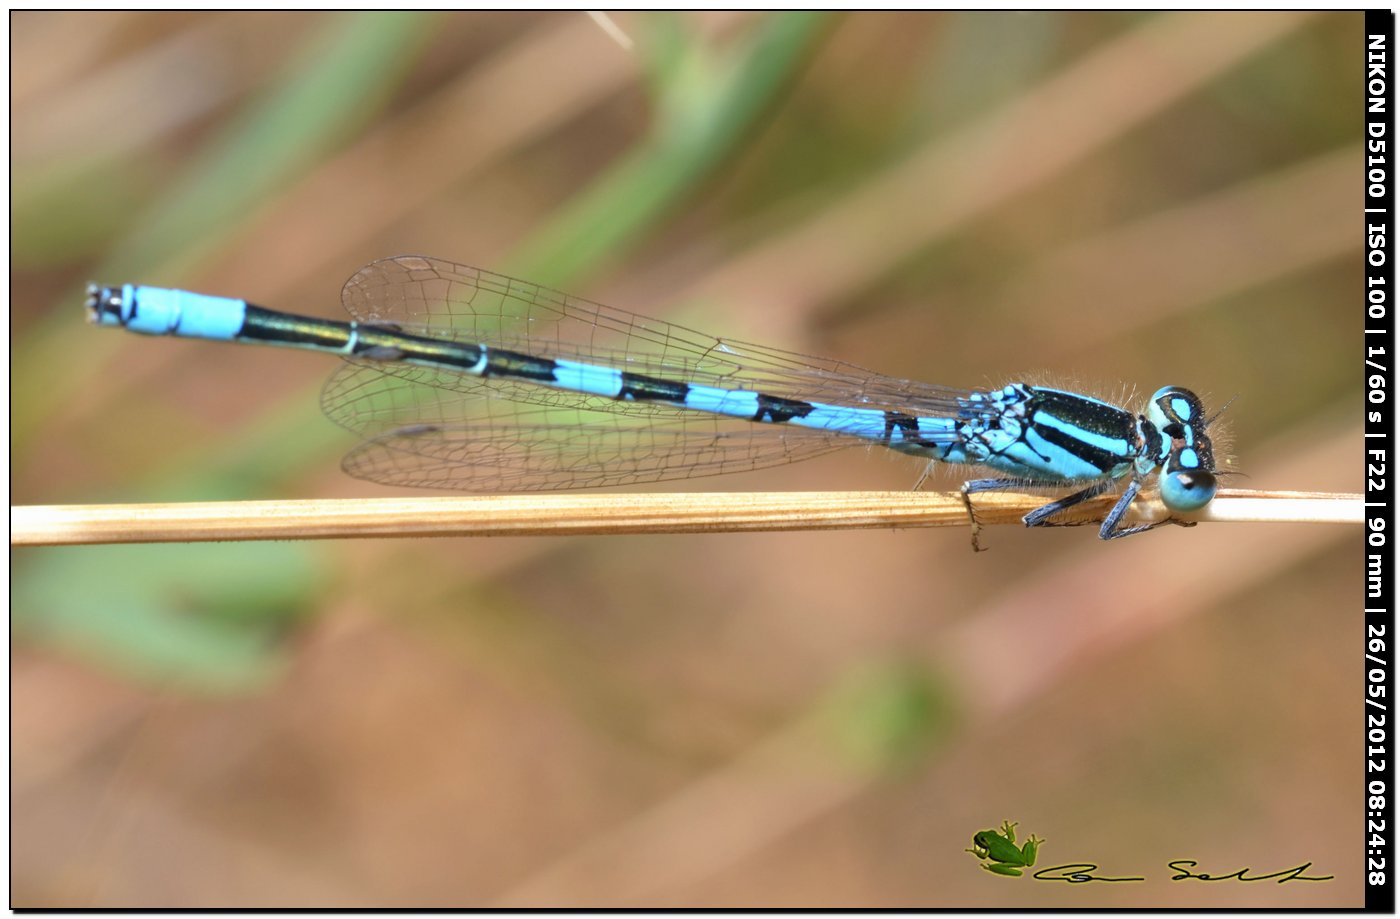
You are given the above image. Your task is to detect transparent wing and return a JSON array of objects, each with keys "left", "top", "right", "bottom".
[
  {"left": 339, "top": 255, "right": 977, "bottom": 417},
  {"left": 327, "top": 367, "right": 857, "bottom": 491}
]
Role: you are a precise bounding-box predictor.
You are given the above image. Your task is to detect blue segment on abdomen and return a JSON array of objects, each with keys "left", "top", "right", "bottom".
[
  {"left": 121, "top": 285, "right": 249, "bottom": 340},
  {"left": 790, "top": 403, "right": 887, "bottom": 439},
  {"left": 551, "top": 359, "right": 623, "bottom": 398},
  {"left": 683, "top": 384, "right": 760, "bottom": 418},
  {"left": 681, "top": 387, "right": 939, "bottom": 446},
  {"left": 678, "top": 384, "right": 920, "bottom": 444}
]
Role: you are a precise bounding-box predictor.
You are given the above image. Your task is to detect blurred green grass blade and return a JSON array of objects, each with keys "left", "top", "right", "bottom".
[
  {"left": 14, "top": 542, "right": 323, "bottom": 693},
  {"left": 14, "top": 12, "right": 437, "bottom": 446},
  {"left": 17, "top": 362, "right": 339, "bottom": 690},
  {"left": 19, "top": 13, "right": 823, "bottom": 691},
  {"left": 13, "top": 156, "right": 156, "bottom": 268},
  {"left": 12, "top": 16, "right": 431, "bottom": 689},
  {"left": 13, "top": 401, "right": 340, "bottom": 686},
  {"left": 75, "top": 11, "right": 832, "bottom": 505},
  {"left": 104, "top": 11, "right": 437, "bottom": 279},
  {"left": 632, "top": 10, "right": 691, "bottom": 99},
  {"left": 509, "top": 11, "right": 831, "bottom": 287}
]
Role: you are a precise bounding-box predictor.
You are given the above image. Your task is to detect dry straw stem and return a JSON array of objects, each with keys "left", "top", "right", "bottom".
[{"left": 9, "top": 489, "right": 1362, "bottom": 547}]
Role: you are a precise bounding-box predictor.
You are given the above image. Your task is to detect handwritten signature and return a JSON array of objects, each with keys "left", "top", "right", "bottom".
[{"left": 1027, "top": 861, "right": 1333, "bottom": 884}]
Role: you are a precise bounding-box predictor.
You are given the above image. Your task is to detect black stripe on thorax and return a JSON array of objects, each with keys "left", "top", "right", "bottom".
[
  {"left": 1024, "top": 389, "right": 1136, "bottom": 473},
  {"left": 1028, "top": 390, "right": 1134, "bottom": 440},
  {"left": 1028, "top": 421, "right": 1124, "bottom": 474}
]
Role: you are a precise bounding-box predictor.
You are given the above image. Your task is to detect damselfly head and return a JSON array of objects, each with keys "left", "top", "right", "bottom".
[{"left": 1146, "top": 385, "right": 1218, "bottom": 512}]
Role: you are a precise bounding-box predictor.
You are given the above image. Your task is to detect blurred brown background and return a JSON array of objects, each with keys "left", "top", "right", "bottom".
[{"left": 12, "top": 11, "right": 1362, "bottom": 907}]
